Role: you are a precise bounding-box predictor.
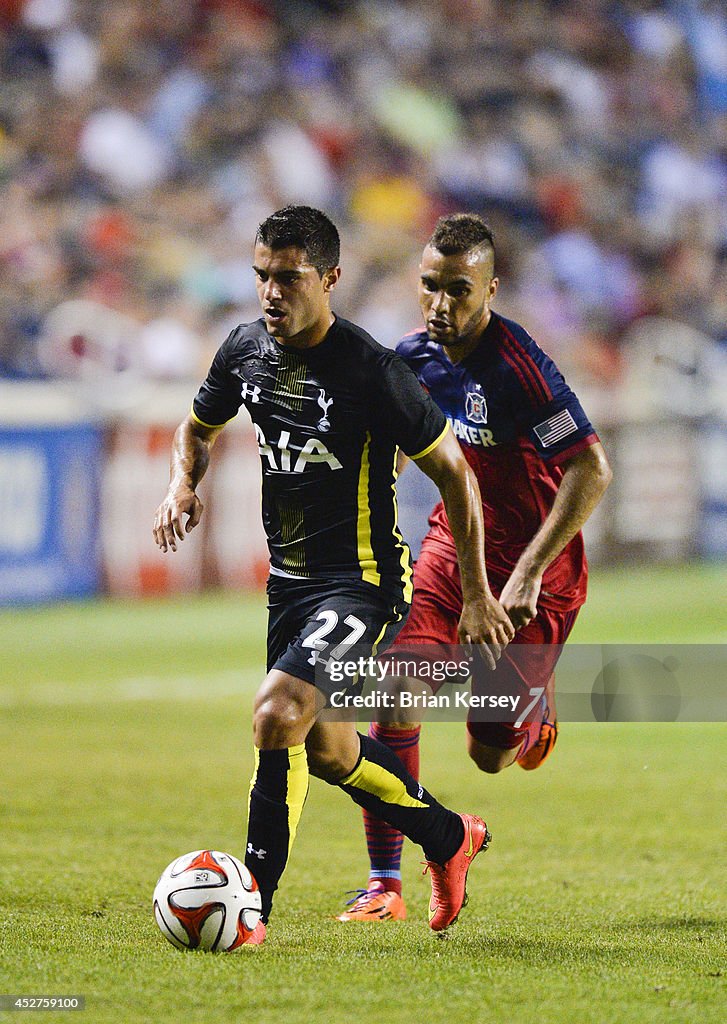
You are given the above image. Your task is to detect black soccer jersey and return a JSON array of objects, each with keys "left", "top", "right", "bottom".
[{"left": 192, "top": 316, "right": 447, "bottom": 599}]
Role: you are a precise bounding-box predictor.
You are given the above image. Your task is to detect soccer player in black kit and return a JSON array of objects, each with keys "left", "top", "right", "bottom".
[{"left": 153, "top": 206, "right": 514, "bottom": 944}]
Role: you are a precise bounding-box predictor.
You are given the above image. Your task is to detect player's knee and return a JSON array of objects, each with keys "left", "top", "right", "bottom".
[
  {"left": 252, "top": 673, "right": 313, "bottom": 748},
  {"left": 469, "top": 749, "right": 511, "bottom": 773},
  {"left": 378, "top": 675, "right": 428, "bottom": 726},
  {"left": 252, "top": 703, "right": 284, "bottom": 747},
  {"left": 466, "top": 735, "right": 516, "bottom": 774}
]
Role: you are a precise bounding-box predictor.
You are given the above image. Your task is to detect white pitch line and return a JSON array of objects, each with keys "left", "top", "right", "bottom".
[{"left": 0, "top": 668, "right": 264, "bottom": 708}]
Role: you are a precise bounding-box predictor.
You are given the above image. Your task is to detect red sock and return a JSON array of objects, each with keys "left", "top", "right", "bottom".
[{"left": 363, "top": 722, "right": 421, "bottom": 896}]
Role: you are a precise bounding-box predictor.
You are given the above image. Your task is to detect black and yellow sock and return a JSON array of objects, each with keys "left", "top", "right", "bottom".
[
  {"left": 338, "top": 734, "right": 464, "bottom": 865},
  {"left": 245, "top": 744, "right": 308, "bottom": 923}
]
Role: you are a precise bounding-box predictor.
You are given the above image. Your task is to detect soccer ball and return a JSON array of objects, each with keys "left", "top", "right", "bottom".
[{"left": 153, "top": 850, "right": 262, "bottom": 952}]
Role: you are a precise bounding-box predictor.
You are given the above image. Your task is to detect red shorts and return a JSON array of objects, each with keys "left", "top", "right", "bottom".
[{"left": 392, "top": 537, "right": 580, "bottom": 750}]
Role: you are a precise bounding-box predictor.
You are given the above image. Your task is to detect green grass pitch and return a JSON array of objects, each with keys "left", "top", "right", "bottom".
[{"left": 1, "top": 563, "right": 725, "bottom": 1023}]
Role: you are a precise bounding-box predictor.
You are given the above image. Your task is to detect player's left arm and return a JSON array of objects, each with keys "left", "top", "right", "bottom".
[{"left": 500, "top": 441, "right": 612, "bottom": 628}]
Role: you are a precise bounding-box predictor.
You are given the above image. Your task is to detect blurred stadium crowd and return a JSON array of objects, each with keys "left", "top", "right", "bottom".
[{"left": 1, "top": 0, "right": 725, "bottom": 388}]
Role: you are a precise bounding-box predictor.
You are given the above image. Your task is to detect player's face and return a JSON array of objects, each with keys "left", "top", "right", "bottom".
[
  {"left": 418, "top": 245, "right": 498, "bottom": 351},
  {"left": 253, "top": 243, "right": 340, "bottom": 346}
]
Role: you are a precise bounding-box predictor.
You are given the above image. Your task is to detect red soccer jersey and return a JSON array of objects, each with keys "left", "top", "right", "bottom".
[{"left": 396, "top": 312, "right": 599, "bottom": 611}]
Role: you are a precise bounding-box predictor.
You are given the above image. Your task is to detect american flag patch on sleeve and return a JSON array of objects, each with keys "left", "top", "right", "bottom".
[{"left": 533, "top": 409, "right": 578, "bottom": 447}]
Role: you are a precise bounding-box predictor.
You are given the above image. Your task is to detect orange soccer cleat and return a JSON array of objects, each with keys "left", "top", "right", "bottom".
[
  {"left": 518, "top": 718, "right": 559, "bottom": 771},
  {"left": 425, "top": 814, "right": 490, "bottom": 932},
  {"left": 336, "top": 882, "right": 407, "bottom": 922},
  {"left": 518, "top": 673, "right": 558, "bottom": 771}
]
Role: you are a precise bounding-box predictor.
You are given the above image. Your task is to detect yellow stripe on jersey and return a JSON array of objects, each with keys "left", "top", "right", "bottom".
[
  {"left": 356, "top": 431, "right": 381, "bottom": 587},
  {"left": 391, "top": 446, "right": 413, "bottom": 603},
  {"left": 339, "top": 757, "right": 427, "bottom": 809},
  {"left": 409, "top": 422, "right": 450, "bottom": 461},
  {"left": 189, "top": 405, "right": 232, "bottom": 430}
]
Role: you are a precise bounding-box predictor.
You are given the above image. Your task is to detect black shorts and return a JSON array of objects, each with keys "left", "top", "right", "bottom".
[{"left": 266, "top": 575, "right": 409, "bottom": 696}]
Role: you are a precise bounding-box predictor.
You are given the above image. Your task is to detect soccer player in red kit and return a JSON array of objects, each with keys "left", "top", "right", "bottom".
[{"left": 339, "top": 214, "right": 612, "bottom": 922}]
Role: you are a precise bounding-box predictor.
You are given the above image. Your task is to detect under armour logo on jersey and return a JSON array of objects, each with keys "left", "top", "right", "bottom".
[
  {"left": 247, "top": 843, "right": 267, "bottom": 860},
  {"left": 241, "top": 382, "right": 261, "bottom": 403},
  {"left": 317, "top": 388, "right": 333, "bottom": 432},
  {"left": 465, "top": 387, "right": 488, "bottom": 424}
]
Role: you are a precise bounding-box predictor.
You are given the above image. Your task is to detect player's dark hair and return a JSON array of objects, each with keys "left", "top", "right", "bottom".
[
  {"left": 429, "top": 214, "right": 495, "bottom": 269},
  {"left": 256, "top": 205, "right": 340, "bottom": 276}
]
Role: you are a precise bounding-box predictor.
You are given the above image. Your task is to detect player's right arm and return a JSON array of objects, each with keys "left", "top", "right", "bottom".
[
  {"left": 153, "top": 414, "right": 223, "bottom": 553},
  {"left": 154, "top": 328, "right": 246, "bottom": 553}
]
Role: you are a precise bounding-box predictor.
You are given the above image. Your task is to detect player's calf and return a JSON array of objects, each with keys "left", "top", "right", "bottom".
[{"left": 306, "top": 722, "right": 363, "bottom": 782}]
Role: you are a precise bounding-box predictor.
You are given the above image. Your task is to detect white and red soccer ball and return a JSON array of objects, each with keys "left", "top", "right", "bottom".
[{"left": 153, "top": 850, "right": 262, "bottom": 952}]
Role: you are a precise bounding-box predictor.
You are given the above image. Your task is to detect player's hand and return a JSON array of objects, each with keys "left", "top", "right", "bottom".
[
  {"left": 458, "top": 592, "right": 515, "bottom": 671},
  {"left": 499, "top": 571, "right": 541, "bottom": 630},
  {"left": 153, "top": 485, "right": 203, "bottom": 553}
]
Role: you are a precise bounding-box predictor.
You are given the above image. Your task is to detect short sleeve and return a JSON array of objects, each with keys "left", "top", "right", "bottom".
[
  {"left": 191, "top": 329, "right": 244, "bottom": 427},
  {"left": 375, "top": 350, "right": 448, "bottom": 458},
  {"left": 506, "top": 342, "right": 598, "bottom": 464}
]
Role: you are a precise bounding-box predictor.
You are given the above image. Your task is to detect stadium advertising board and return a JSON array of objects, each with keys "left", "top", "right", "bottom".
[{"left": 0, "top": 423, "right": 102, "bottom": 605}]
